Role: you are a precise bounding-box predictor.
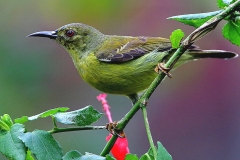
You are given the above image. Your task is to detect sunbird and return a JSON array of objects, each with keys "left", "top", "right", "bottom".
[{"left": 28, "top": 23, "right": 237, "bottom": 104}]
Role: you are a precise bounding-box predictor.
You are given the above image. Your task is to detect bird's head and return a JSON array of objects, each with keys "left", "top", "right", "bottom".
[{"left": 28, "top": 23, "right": 105, "bottom": 54}]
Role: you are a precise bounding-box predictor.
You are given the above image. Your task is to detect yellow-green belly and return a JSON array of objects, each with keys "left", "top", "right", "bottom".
[{"left": 74, "top": 52, "right": 167, "bottom": 95}]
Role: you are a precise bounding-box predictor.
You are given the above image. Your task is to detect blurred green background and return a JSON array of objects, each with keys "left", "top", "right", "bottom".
[{"left": 1, "top": 0, "right": 240, "bottom": 159}]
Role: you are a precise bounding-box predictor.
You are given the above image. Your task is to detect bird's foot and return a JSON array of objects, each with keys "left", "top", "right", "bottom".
[
  {"left": 106, "top": 121, "right": 125, "bottom": 138},
  {"left": 155, "top": 63, "right": 172, "bottom": 78}
]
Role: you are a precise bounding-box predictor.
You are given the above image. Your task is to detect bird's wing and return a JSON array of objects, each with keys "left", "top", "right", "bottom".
[{"left": 95, "top": 36, "right": 172, "bottom": 63}]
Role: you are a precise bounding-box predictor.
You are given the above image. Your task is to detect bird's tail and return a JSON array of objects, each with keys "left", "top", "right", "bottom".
[
  {"left": 188, "top": 49, "right": 238, "bottom": 59},
  {"left": 169, "top": 48, "right": 238, "bottom": 69}
]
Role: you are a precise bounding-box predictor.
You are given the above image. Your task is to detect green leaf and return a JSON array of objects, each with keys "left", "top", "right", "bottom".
[
  {"left": 140, "top": 147, "right": 155, "bottom": 160},
  {"left": 80, "top": 152, "right": 106, "bottom": 160},
  {"left": 168, "top": 10, "right": 223, "bottom": 28},
  {"left": 54, "top": 106, "right": 103, "bottom": 126},
  {"left": 14, "top": 116, "right": 29, "bottom": 124},
  {"left": 25, "top": 150, "right": 34, "bottom": 160},
  {"left": 0, "top": 124, "right": 26, "bottom": 160},
  {"left": 125, "top": 154, "right": 138, "bottom": 160},
  {"left": 1, "top": 114, "right": 13, "bottom": 127},
  {"left": 63, "top": 151, "right": 109, "bottom": 160},
  {"left": 170, "top": 29, "right": 184, "bottom": 49},
  {"left": 19, "top": 130, "right": 63, "bottom": 160},
  {"left": 140, "top": 147, "right": 156, "bottom": 160},
  {"left": 0, "top": 114, "right": 14, "bottom": 130},
  {"left": 156, "top": 141, "right": 172, "bottom": 160},
  {"left": 106, "top": 154, "right": 116, "bottom": 160},
  {"left": 140, "top": 153, "right": 153, "bottom": 160},
  {"left": 28, "top": 107, "right": 69, "bottom": 121},
  {"left": 0, "top": 120, "right": 11, "bottom": 131},
  {"left": 14, "top": 108, "right": 69, "bottom": 124},
  {"left": 63, "top": 150, "right": 82, "bottom": 160},
  {"left": 147, "top": 147, "right": 156, "bottom": 157},
  {"left": 222, "top": 21, "right": 240, "bottom": 46},
  {"left": 217, "top": 0, "right": 236, "bottom": 8},
  {"left": 63, "top": 152, "right": 106, "bottom": 160}
]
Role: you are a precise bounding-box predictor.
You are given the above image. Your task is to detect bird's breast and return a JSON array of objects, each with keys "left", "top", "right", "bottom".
[{"left": 75, "top": 52, "right": 160, "bottom": 95}]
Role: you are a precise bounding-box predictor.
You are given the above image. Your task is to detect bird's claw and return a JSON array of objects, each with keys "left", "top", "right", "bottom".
[
  {"left": 106, "top": 121, "right": 125, "bottom": 138},
  {"left": 155, "top": 63, "right": 172, "bottom": 78}
]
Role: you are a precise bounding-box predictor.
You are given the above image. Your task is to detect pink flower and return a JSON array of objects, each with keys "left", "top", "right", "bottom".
[
  {"left": 97, "top": 93, "right": 130, "bottom": 160},
  {"left": 97, "top": 93, "right": 112, "bottom": 123}
]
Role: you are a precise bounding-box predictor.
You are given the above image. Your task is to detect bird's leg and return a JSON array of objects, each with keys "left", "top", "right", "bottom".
[
  {"left": 155, "top": 63, "right": 172, "bottom": 78},
  {"left": 128, "top": 93, "right": 140, "bottom": 105}
]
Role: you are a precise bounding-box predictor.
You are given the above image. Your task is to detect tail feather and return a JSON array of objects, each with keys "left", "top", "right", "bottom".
[{"left": 188, "top": 49, "right": 238, "bottom": 59}]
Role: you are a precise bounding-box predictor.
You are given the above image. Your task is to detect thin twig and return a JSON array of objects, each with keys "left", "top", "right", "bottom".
[
  {"left": 48, "top": 126, "right": 106, "bottom": 134},
  {"left": 141, "top": 104, "right": 157, "bottom": 159}
]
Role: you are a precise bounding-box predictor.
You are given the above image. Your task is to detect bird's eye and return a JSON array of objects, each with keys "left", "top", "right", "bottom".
[{"left": 65, "top": 30, "right": 75, "bottom": 37}]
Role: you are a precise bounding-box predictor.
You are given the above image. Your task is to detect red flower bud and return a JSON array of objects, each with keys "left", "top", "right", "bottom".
[{"left": 106, "top": 134, "right": 130, "bottom": 160}]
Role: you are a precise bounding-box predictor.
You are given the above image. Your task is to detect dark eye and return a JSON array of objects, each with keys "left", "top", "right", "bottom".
[{"left": 66, "top": 30, "right": 75, "bottom": 37}]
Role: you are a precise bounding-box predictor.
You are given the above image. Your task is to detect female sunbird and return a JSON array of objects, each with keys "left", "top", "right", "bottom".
[{"left": 28, "top": 23, "right": 237, "bottom": 103}]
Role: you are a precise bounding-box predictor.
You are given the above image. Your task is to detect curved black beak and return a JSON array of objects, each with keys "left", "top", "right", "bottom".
[{"left": 27, "top": 31, "right": 58, "bottom": 39}]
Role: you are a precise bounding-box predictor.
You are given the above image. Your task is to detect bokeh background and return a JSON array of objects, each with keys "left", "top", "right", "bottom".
[{"left": 0, "top": 0, "right": 240, "bottom": 160}]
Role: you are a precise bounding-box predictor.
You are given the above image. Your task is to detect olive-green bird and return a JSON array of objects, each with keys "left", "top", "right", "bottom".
[{"left": 28, "top": 23, "right": 237, "bottom": 103}]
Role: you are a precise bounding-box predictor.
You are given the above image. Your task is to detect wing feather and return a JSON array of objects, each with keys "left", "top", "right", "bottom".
[{"left": 96, "top": 36, "right": 172, "bottom": 63}]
